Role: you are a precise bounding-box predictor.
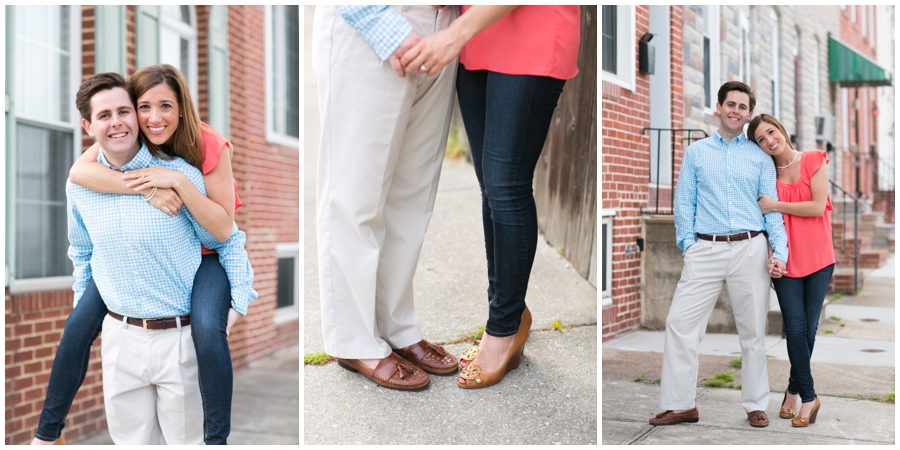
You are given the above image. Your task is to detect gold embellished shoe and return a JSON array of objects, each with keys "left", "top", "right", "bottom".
[
  {"left": 457, "top": 306, "right": 532, "bottom": 389},
  {"left": 780, "top": 389, "right": 797, "bottom": 419}
]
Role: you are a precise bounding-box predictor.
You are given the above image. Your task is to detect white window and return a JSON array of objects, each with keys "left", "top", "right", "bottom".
[
  {"left": 702, "top": 5, "right": 720, "bottom": 112},
  {"left": 95, "top": 6, "right": 126, "bottom": 74},
  {"left": 600, "top": 211, "right": 615, "bottom": 305},
  {"left": 770, "top": 9, "right": 780, "bottom": 116},
  {"left": 207, "top": 5, "right": 230, "bottom": 138},
  {"left": 275, "top": 243, "right": 300, "bottom": 323},
  {"left": 8, "top": 5, "right": 82, "bottom": 292},
  {"left": 851, "top": 5, "right": 856, "bottom": 23},
  {"left": 813, "top": 37, "right": 820, "bottom": 116},
  {"left": 739, "top": 12, "right": 750, "bottom": 83},
  {"left": 136, "top": 6, "right": 199, "bottom": 100},
  {"left": 861, "top": 5, "right": 867, "bottom": 37},
  {"left": 265, "top": 5, "right": 300, "bottom": 147},
  {"left": 601, "top": 5, "right": 635, "bottom": 91}
]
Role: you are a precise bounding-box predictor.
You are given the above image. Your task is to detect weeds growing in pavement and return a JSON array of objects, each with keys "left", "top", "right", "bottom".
[{"left": 304, "top": 352, "right": 336, "bottom": 365}]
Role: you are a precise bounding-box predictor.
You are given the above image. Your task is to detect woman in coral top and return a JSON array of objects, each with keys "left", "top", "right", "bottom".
[
  {"left": 32, "top": 65, "right": 248, "bottom": 445},
  {"left": 400, "top": 5, "right": 581, "bottom": 389},
  {"left": 748, "top": 114, "right": 835, "bottom": 428}
]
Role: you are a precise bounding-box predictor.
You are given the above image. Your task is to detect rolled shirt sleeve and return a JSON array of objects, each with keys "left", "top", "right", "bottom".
[
  {"left": 674, "top": 146, "right": 698, "bottom": 256},
  {"left": 338, "top": 5, "right": 412, "bottom": 60},
  {"left": 66, "top": 182, "right": 93, "bottom": 307},
  {"left": 758, "top": 159, "right": 789, "bottom": 263}
]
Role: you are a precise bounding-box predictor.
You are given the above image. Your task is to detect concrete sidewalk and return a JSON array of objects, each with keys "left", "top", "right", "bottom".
[
  {"left": 602, "top": 254, "right": 895, "bottom": 445},
  {"left": 72, "top": 345, "right": 300, "bottom": 444},
  {"left": 301, "top": 7, "right": 597, "bottom": 445}
]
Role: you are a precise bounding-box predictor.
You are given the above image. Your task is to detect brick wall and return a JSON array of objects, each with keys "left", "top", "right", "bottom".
[
  {"left": 601, "top": 6, "right": 652, "bottom": 341},
  {"left": 5, "top": 6, "right": 299, "bottom": 444}
]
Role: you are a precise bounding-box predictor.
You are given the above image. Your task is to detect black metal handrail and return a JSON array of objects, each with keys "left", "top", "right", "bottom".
[
  {"left": 829, "top": 179, "right": 863, "bottom": 293},
  {"left": 641, "top": 128, "right": 709, "bottom": 215}
]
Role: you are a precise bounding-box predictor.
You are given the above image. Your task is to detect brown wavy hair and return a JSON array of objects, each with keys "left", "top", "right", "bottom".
[
  {"left": 747, "top": 113, "right": 794, "bottom": 152},
  {"left": 130, "top": 64, "right": 205, "bottom": 169}
]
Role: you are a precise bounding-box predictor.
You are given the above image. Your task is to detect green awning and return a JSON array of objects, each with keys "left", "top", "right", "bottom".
[{"left": 829, "top": 36, "right": 893, "bottom": 87}]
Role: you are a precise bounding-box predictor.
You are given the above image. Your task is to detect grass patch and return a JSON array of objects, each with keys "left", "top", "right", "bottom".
[
  {"left": 829, "top": 315, "right": 842, "bottom": 322},
  {"left": 449, "top": 324, "right": 486, "bottom": 344},
  {"left": 824, "top": 329, "right": 835, "bottom": 334},
  {"left": 705, "top": 373, "right": 734, "bottom": 387},
  {"left": 828, "top": 292, "right": 844, "bottom": 304},
  {"left": 557, "top": 246, "right": 564, "bottom": 255},
  {"left": 634, "top": 373, "right": 648, "bottom": 382},
  {"left": 840, "top": 323, "right": 846, "bottom": 328},
  {"left": 730, "top": 357, "right": 742, "bottom": 369},
  {"left": 304, "top": 352, "right": 336, "bottom": 365},
  {"left": 654, "top": 378, "right": 661, "bottom": 384}
]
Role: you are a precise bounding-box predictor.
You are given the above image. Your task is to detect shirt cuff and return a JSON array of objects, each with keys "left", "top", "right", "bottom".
[{"left": 230, "top": 287, "right": 258, "bottom": 316}]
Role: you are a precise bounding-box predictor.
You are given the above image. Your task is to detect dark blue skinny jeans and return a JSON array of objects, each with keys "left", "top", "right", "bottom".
[
  {"left": 35, "top": 254, "right": 233, "bottom": 444},
  {"left": 772, "top": 263, "right": 835, "bottom": 403},
  {"left": 456, "top": 64, "right": 566, "bottom": 337}
]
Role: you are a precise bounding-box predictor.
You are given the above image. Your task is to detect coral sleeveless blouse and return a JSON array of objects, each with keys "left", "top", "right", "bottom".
[
  {"left": 778, "top": 151, "right": 835, "bottom": 278},
  {"left": 200, "top": 122, "right": 242, "bottom": 255},
  {"left": 459, "top": 5, "right": 581, "bottom": 80}
]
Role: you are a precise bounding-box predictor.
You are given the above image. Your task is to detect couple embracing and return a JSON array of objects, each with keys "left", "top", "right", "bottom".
[
  {"left": 312, "top": 5, "right": 581, "bottom": 390},
  {"left": 651, "top": 81, "right": 835, "bottom": 429}
]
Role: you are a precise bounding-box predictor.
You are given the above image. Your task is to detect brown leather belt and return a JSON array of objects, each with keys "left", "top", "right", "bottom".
[
  {"left": 696, "top": 231, "right": 763, "bottom": 243},
  {"left": 107, "top": 311, "right": 191, "bottom": 330}
]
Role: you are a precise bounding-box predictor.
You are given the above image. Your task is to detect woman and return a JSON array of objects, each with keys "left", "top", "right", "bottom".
[
  {"left": 32, "top": 65, "right": 246, "bottom": 445},
  {"left": 748, "top": 114, "right": 835, "bottom": 427},
  {"left": 401, "top": 6, "right": 581, "bottom": 388}
]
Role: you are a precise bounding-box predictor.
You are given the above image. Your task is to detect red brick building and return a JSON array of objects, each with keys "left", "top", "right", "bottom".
[
  {"left": 601, "top": 5, "right": 685, "bottom": 341},
  {"left": 5, "top": 5, "right": 299, "bottom": 444}
]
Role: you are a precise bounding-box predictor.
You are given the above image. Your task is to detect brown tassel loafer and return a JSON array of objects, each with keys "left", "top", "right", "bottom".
[
  {"left": 393, "top": 339, "right": 458, "bottom": 375},
  {"left": 338, "top": 353, "right": 429, "bottom": 391},
  {"left": 649, "top": 407, "right": 699, "bottom": 425},
  {"left": 748, "top": 410, "right": 769, "bottom": 427}
]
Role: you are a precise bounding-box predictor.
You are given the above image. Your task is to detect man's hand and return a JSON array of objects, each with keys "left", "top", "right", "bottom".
[
  {"left": 768, "top": 258, "right": 787, "bottom": 278},
  {"left": 226, "top": 308, "right": 241, "bottom": 337},
  {"left": 387, "top": 30, "right": 421, "bottom": 77}
]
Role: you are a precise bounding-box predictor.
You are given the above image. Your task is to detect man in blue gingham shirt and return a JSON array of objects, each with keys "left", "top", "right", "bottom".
[
  {"left": 653, "top": 81, "right": 787, "bottom": 429},
  {"left": 67, "top": 144, "right": 256, "bottom": 319}
]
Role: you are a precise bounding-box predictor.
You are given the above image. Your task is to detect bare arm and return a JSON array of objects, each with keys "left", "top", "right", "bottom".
[
  {"left": 123, "top": 144, "right": 236, "bottom": 242},
  {"left": 758, "top": 160, "right": 829, "bottom": 217},
  {"left": 69, "top": 141, "right": 135, "bottom": 194},
  {"left": 399, "top": 6, "right": 518, "bottom": 76}
]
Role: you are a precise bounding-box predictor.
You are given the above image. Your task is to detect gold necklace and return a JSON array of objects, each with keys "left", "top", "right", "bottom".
[{"left": 776, "top": 150, "right": 799, "bottom": 169}]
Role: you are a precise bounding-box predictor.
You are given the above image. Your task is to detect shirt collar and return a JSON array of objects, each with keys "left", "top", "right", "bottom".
[
  {"left": 98, "top": 142, "right": 152, "bottom": 172},
  {"left": 714, "top": 130, "right": 748, "bottom": 145}
]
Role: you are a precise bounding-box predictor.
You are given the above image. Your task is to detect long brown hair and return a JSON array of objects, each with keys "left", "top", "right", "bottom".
[
  {"left": 130, "top": 64, "right": 205, "bottom": 169},
  {"left": 747, "top": 113, "right": 794, "bottom": 152}
]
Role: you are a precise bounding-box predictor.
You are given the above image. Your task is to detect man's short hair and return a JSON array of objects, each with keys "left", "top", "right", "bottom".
[
  {"left": 75, "top": 72, "right": 135, "bottom": 123},
  {"left": 717, "top": 81, "right": 755, "bottom": 112}
]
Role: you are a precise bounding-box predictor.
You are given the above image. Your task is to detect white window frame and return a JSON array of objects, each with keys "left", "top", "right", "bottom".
[
  {"left": 600, "top": 209, "right": 616, "bottom": 305},
  {"left": 207, "top": 5, "right": 230, "bottom": 138},
  {"left": 813, "top": 37, "right": 820, "bottom": 116},
  {"left": 159, "top": 6, "right": 199, "bottom": 102},
  {"left": 95, "top": 5, "right": 126, "bottom": 74},
  {"left": 265, "top": 5, "right": 300, "bottom": 148},
  {"left": 7, "top": 5, "right": 82, "bottom": 292},
  {"left": 770, "top": 9, "right": 780, "bottom": 116},
  {"left": 739, "top": 12, "right": 750, "bottom": 83},
  {"left": 861, "top": 5, "right": 867, "bottom": 37},
  {"left": 274, "top": 242, "right": 300, "bottom": 324},
  {"left": 601, "top": 5, "right": 636, "bottom": 91},
  {"left": 703, "top": 5, "right": 721, "bottom": 115}
]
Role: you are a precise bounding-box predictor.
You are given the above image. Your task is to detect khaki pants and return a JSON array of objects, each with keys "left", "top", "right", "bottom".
[
  {"left": 313, "top": 6, "right": 457, "bottom": 358},
  {"left": 101, "top": 314, "right": 202, "bottom": 444},
  {"left": 659, "top": 234, "right": 771, "bottom": 412}
]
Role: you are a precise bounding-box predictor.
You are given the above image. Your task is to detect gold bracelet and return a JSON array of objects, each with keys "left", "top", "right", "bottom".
[{"left": 141, "top": 186, "right": 158, "bottom": 201}]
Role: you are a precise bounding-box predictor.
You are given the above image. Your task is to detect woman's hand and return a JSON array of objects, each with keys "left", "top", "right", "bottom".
[
  {"left": 757, "top": 194, "right": 778, "bottom": 215},
  {"left": 400, "top": 27, "right": 464, "bottom": 76},
  {"left": 226, "top": 308, "right": 241, "bottom": 336},
  {"left": 147, "top": 187, "right": 184, "bottom": 217},
  {"left": 123, "top": 166, "right": 187, "bottom": 192}
]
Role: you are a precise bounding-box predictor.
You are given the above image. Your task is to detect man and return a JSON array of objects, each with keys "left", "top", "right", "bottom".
[
  {"left": 66, "top": 73, "right": 255, "bottom": 444},
  {"left": 312, "top": 6, "right": 460, "bottom": 390},
  {"left": 650, "top": 81, "right": 788, "bottom": 428}
]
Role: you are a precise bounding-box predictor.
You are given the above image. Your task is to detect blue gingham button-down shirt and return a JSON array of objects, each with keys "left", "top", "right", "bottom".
[
  {"left": 674, "top": 131, "right": 789, "bottom": 262},
  {"left": 338, "top": 5, "right": 413, "bottom": 60},
  {"left": 67, "top": 144, "right": 258, "bottom": 318}
]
